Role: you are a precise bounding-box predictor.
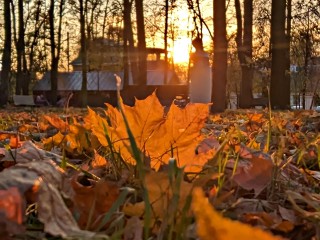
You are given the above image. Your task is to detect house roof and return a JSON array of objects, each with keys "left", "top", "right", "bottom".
[{"left": 33, "top": 70, "right": 181, "bottom": 92}]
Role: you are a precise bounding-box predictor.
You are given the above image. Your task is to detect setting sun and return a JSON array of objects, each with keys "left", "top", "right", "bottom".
[{"left": 172, "top": 38, "right": 192, "bottom": 64}]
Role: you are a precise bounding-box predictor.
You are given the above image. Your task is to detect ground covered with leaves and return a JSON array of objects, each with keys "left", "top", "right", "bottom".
[{"left": 0, "top": 92, "right": 319, "bottom": 240}]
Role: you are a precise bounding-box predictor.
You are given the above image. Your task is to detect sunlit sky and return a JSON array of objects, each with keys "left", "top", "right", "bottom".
[{"left": 151, "top": 0, "right": 214, "bottom": 64}]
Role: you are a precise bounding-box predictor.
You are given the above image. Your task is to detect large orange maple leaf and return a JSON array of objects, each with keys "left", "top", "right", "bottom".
[{"left": 87, "top": 92, "right": 213, "bottom": 172}]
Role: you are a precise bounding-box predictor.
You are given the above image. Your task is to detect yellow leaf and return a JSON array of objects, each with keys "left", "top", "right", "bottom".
[
  {"left": 84, "top": 108, "right": 111, "bottom": 147},
  {"left": 192, "top": 188, "right": 283, "bottom": 240},
  {"left": 147, "top": 103, "right": 210, "bottom": 171},
  {"left": 43, "top": 114, "right": 69, "bottom": 133},
  {"left": 123, "top": 172, "right": 193, "bottom": 220},
  {"left": 100, "top": 92, "right": 211, "bottom": 171},
  {"left": 42, "top": 131, "right": 65, "bottom": 150},
  {"left": 91, "top": 149, "right": 108, "bottom": 168}
]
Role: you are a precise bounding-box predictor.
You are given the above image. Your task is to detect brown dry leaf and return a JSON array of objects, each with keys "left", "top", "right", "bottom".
[
  {"left": 124, "top": 216, "right": 143, "bottom": 240},
  {"left": 241, "top": 212, "right": 294, "bottom": 233},
  {"left": 229, "top": 144, "right": 273, "bottom": 196},
  {"left": 192, "top": 187, "right": 284, "bottom": 240},
  {"left": 123, "top": 172, "right": 193, "bottom": 220},
  {"left": 0, "top": 160, "right": 93, "bottom": 238},
  {"left": 286, "top": 190, "right": 320, "bottom": 219},
  {"left": 0, "top": 187, "right": 24, "bottom": 224},
  {"left": 71, "top": 176, "right": 120, "bottom": 230},
  {"left": 278, "top": 206, "right": 298, "bottom": 224},
  {"left": 0, "top": 141, "right": 48, "bottom": 163},
  {"left": 44, "top": 114, "right": 69, "bottom": 133}
]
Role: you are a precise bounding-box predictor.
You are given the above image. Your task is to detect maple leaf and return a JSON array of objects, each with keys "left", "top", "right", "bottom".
[
  {"left": 88, "top": 92, "right": 212, "bottom": 171},
  {"left": 84, "top": 108, "right": 112, "bottom": 147},
  {"left": 146, "top": 101, "right": 211, "bottom": 171},
  {"left": 192, "top": 188, "right": 284, "bottom": 240},
  {"left": 42, "top": 117, "right": 100, "bottom": 154},
  {"left": 103, "top": 92, "right": 165, "bottom": 165}
]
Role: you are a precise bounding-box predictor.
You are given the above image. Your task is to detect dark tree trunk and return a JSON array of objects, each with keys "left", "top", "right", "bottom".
[
  {"left": 135, "top": 0, "right": 147, "bottom": 86},
  {"left": 49, "top": 0, "right": 57, "bottom": 105},
  {"left": 15, "top": 0, "right": 25, "bottom": 95},
  {"left": 285, "top": 0, "right": 292, "bottom": 107},
  {"left": 270, "top": 0, "right": 290, "bottom": 109},
  {"left": 211, "top": 0, "right": 228, "bottom": 113},
  {"left": 49, "top": 0, "right": 64, "bottom": 105},
  {"left": 0, "top": 0, "right": 12, "bottom": 106},
  {"left": 123, "top": 0, "right": 138, "bottom": 86},
  {"left": 164, "top": 0, "right": 169, "bottom": 84},
  {"left": 80, "top": 0, "right": 88, "bottom": 107},
  {"left": 235, "top": 0, "right": 253, "bottom": 108},
  {"left": 242, "top": 0, "right": 253, "bottom": 108},
  {"left": 27, "top": 1, "right": 43, "bottom": 97}
]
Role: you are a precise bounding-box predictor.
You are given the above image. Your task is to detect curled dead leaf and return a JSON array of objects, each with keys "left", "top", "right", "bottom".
[
  {"left": 0, "top": 160, "right": 93, "bottom": 238},
  {"left": 71, "top": 175, "right": 120, "bottom": 230},
  {"left": 228, "top": 144, "right": 273, "bottom": 196}
]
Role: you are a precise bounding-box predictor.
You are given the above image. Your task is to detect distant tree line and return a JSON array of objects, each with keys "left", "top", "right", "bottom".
[{"left": 0, "top": 0, "right": 319, "bottom": 111}]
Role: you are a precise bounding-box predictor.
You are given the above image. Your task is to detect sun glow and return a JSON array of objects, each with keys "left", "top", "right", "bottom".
[{"left": 172, "top": 38, "right": 192, "bottom": 64}]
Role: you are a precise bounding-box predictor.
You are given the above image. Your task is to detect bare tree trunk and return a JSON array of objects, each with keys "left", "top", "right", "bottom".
[
  {"left": 123, "top": 0, "right": 138, "bottom": 86},
  {"left": 286, "top": 0, "right": 292, "bottom": 107},
  {"left": 49, "top": 0, "right": 57, "bottom": 105},
  {"left": 0, "top": 0, "right": 12, "bottom": 106},
  {"left": 235, "top": 0, "right": 253, "bottom": 108},
  {"left": 135, "top": 0, "right": 147, "bottom": 86},
  {"left": 80, "top": 0, "right": 88, "bottom": 107},
  {"left": 15, "top": 0, "right": 25, "bottom": 95},
  {"left": 211, "top": 0, "right": 228, "bottom": 112},
  {"left": 27, "top": 1, "right": 43, "bottom": 95},
  {"left": 164, "top": 0, "right": 169, "bottom": 84},
  {"left": 270, "top": 0, "right": 290, "bottom": 109},
  {"left": 49, "top": 0, "right": 65, "bottom": 105}
]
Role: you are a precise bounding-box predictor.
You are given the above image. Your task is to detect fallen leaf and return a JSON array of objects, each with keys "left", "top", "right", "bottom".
[
  {"left": 278, "top": 206, "right": 298, "bottom": 224},
  {"left": 91, "top": 149, "right": 109, "bottom": 168},
  {"left": 43, "top": 114, "right": 69, "bottom": 133},
  {"left": 0, "top": 187, "right": 24, "bottom": 224},
  {"left": 241, "top": 212, "right": 294, "bottom": 233},
  {"left": 228, "top": 144, "right": 273, "bottom": 196},
  {"left": 192, "top": 188, "right": 283, "bottom": 240},
  {"left": 123, "top": 172, "right": 193, "bottom": 220},
  {"left": 9, "top": 135, "right": 21, "bottom": 148},
  {"left": 103, "top": 93, "right": 211, "bottom": 171},
  {"left": 124, "top": 216, "right": 143, "bottom": 240},
  {"left": 71, "top": 176, "right": 120, "bottom": 230},
  {"left": 0, "top": 160, "right": 93, "bottom": 238},
  {"left": 0, "top": 141, "right": 56, "bottom": 164}
]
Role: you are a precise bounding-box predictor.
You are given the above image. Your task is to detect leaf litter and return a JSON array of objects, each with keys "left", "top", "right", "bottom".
[{"left": 0, "top": 94, "right": 319, "bottom": 239}]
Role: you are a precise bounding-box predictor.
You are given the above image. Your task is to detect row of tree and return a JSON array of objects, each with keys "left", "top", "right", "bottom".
[
  {"left": 0, "top": 0, "right": 319, "bottom": 111},
  {"left": 213, "top": 0, "right": 319, "bottom": 111}
]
